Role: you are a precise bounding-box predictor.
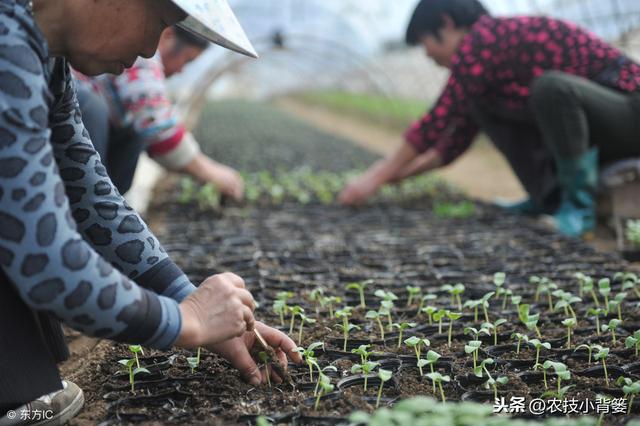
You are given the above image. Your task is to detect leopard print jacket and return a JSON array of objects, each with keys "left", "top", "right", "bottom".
[{"left": 0, "top": 0, "right": 196, "bottom": 349}]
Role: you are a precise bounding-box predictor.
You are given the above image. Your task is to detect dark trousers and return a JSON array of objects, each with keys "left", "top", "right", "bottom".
[
  {"left": 0, "top": 272, "right": 67, "bottom": 411},
  {"left": 76, "top": 86, "right": 144, "bottom": 194},
  {"left": 472, "top": 71, "right": 640, "bottom": 211}
]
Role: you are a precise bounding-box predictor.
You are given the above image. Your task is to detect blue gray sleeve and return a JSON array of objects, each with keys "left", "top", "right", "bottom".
[{"left": 0, "top": 14, "right": 186, "bottom": 349}]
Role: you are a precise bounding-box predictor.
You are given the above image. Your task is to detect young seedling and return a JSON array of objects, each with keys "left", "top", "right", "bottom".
[
  {"left": 376, "top": 369, "right": 393, "bottom": 408},
  {"left": 519, "top": 304, "right": 542, "bottom": 338},
  {"left": 598, "top": 278, "right": 612, "bottom": 313},
  {"left": 297, "top": 313, "right": 317, "bottom": 346},
  {"left": 351, "top": 344, "right": 373, "bottom": 365},
  {"left": 562, "top": 317, "right": 577, "bottom": 349},
  {"left": 289, "top": 305, "right": 304, "bottom": 335},
  {"left": 619, "top": 272, "right": 640, "bottom": 299},
  {"left": 474, "top": 358, "right": 508, "bottom": 400},
  {"left": 404, "top": 336, "right": 430, "bottom": 374},
  {"left": 186, "top": 347, "right": 202, "bottom": 373},
  {"left": 365, "top": 310, "right": 386, "bottom": 340},
  {"left": 593, "top": 345, "right": 611, "bottom": 387},
  {"left": 118, "top": 358, "right": 150, "bottom": 392},
  {"left": 314, "top": 374, "right": 334, "bottom": 411},
  {"left": 346, "top": 279, "right": 373, "bottom": 309},
  {"left": 464, "top": 339, "right": 483, "bottom": 370},
  {"left": 392, "top": 322, "right": 417, "bottom": 348},
  {"left": 617, "top": 377, "right": 640, "bottom": 414},
  {"left": 196, "top": 183, "right": 220, "bottom": 210},
  {"left": 272, "top": 300, "right": 287, "bottom": 327},
  {"left": 553, "top": 290, "right": 581, "bottom": 320},
  {"left": 375, "top": 290, "right": 398, "bottom": 331},
  {"left": 258, "top": 351, "right": 272, "bottom": 387},
  {"left": 445, "top": 312, "right": 462, "bottom": 347},
  {"left": 529, "top": 339, "right": 552, "bottom": 370},
  {"left": 128, "top": 345, "right": 144, "bottom": 369},
  {"left": 417, "top": 294, "right": 437, "bottom": 315},
  {"left": 541, "top": 361, "right": 573, "bottom": 399},
  {"left": 314, "top": 365, "right": 338, "bottom": 396},
  {"left": 309, "top": 287, "right": 325, "bottom": 315},
  {"left": 463, "top": 299, "right": 483, "bottom": 323},
  {"left": 625, "top": 330, "right": 640, "bottom": 356},
  {"left": 351, "top": 361, "right": 380, "bottom": 391},
  {"left": 575, "top": 343, "right": 597, "bottom": 364},
  {"left": 425, "top": 372, "right": 450, "bottom": 403},
  {"left": 531, "top": 276, "right": 558, "bottom": 311},
  {"left": 177, "top": 177, "right": 196, "bottom": 204},
  {"left": 483, "top": 319, "right": 507, "bottom": 346},
  {"left": 406, "top": 285, "right": 422, "bottom": 307},
  {"left": 294, "top": 342, "right": 325, "bottom": 381},
  {"left": 587, "top": 307, "right": 605, "bottom": 336},
  {"left": 441, "top": 283, "right": 465, "bottom": 310},
  {"left": 609, "top": 292, "right": 627, "bottom": 322},
  {"left": 321, "top": 296, "right": 342, "bottom": 319},
  {"left": 420, "top": 305, "right": 438, "bottom": 325},
  {"left": 433, "top": 309, "right": 447, "bottom": 335},
  {"left": 480, "top": 292, "right": 494, "bottom": 323},
  {"left": 335, "top": 307, "right": 360, "bottom": 351},
  {"left": 575, "top": 272, "right": 599, "bottom": 305},
  {"left": 511, "top": 332, "right": 529, "bottom": 354},
  {"left": 602, "top": 318, "right": 622, "bottom": 345}
]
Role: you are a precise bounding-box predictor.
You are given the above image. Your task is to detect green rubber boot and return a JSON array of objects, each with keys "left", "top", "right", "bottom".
[
  {"left": 552, "top": 147, "right": 598, "bottom": 238},
  {"left": 495, "top": 198, "right": 543, "bottom": 216}
]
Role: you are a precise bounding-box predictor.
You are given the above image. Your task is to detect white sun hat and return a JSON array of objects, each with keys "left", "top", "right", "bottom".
[{"left": 172, "top": 0, "right": 258, "bottom": 58}]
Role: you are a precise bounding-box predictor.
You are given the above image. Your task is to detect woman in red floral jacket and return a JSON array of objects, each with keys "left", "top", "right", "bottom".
[{"left": 340, "top": 0, "right": 640, "bottom": 238}]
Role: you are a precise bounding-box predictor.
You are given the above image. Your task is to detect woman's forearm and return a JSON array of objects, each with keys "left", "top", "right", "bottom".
[{"left": 391, "top": 148, "right": 443, "bottom": 182}]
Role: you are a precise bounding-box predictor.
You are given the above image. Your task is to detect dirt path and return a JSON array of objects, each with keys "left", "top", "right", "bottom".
[{"left": 275, "top": 98, "right": 527, "bottom": 202}]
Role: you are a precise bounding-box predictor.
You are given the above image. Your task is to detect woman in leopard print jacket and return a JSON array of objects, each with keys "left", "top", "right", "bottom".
[{"left": 0, "top": 0, "right": 299, "bottom": 415}]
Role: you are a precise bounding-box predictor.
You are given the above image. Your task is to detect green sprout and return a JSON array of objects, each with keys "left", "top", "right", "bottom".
[
  {"left": 518, "top": 304, "right": 542, "bottom": 338},
  {"left": 618, "top": 272, "right": 640, "bottom": 299},
  {"left": 196, "top": 183, "right": 220, "bottom": 210},
  {"left": 417, "top": 294, "right": 437, "bottom": 315},
  {"left": 314, "top": 365, "right": 338, "bottom": 396},
  {"left": 463, "top": 299, "right": 483, "bottom": 323},
  {"left": 346, "top": 280, "right": 373, "bottom": 309},
  {"left": 480, "top": 292, "right": 494, "bottom": 323},
  {"left": 294, "top": 342, "right": 325, "bottom": 381},
  {"left": 186, "top": 347, "right": 202, "bottom": 373},
  {"left": 511, "top": 332, "right": 529, "bottom": 354},
  {"left": 598, "top": 278, "right": 611, "bottom": 313},
  {"left": 406, "top": 286, "right": 422, "bottom": 307},
  {"left": 602, "top": 318, "right": 622, "bottom": 345},
  {"left": 392, "top": 322, "right": 417, "bottom": 348},
  {"left": 258, "top": 351, "right": 272, "bottom": 387},
  {"left": 617, "top": 377, "right": 640, "bottom": 414},
  {"left": 314, "top": 373, "right": 335, "bottom": 411},
  {"left": 626, "top": 219, "right": 640, "bottom": 248},
  {"left": 464, "top": 339, "right": 483, "bottom": 370},
  {"left": 553, "top": 290, "right": 581, "bottom": 320},
  {"left": 593, "top": 345, "right": 610, "bottom": 387},
  {"left": 425, "top": 372, "right": 450, "bottom": 403},
  {"left": 128, "top": 345, "right": 144, "bottom": 369},
  {"left": 445, "top": 312, "right": 462, "bottom": 347},
  {"left": 562, "top": 317, "right": 577, "bottom": 349},
  {"left": 531, "top": 276, "right": 558, "bottom": 311},
  {"left": 483, "top": 318, "right": 507, "bottom": 346},
  {"left": 118, "top": 358, "right": 150, "bottom": 392},
  {"left": 404, "top": 336, "right": 430, "bottom": 375},
  {"left": 272, "top": 300, "right": 287, "bottom": 327},
  {"left": 351, "top": 344, "right": 373, "bottom": 365},
  {"left": 441, "top": 283, "right": 465, "bottom": 311},
  {"left": 625, "top": 330, "right": 640, "bottom": 357},
  {"left": 365, "top": 310, "right": 386, "bottom": 340},
  {"left": 608, "top": 292, "right": 627, "bottom": 322},
  {"left": 474, "top": 358, "right": 508, "bottom": 400},
  {"left": 541, "top": 361, "right": 573, "bottom": 399},
  {"left": 529, "top": 339, "right": 551, "bottom": 370},
  {"left": 574, "top": 272, "right": 599, "bottom": 305},
  {"left": 587, "top": 307, "right": 605, "bottom": 336},
  {"left": 321, "top": 295, "right": 342, "bottom": 318},
  {"left": 375, "top": 290, "right": 398, "bottom": 331},
  {"left": 419, "top": 350, "right": 442, "bottom": 394},
  {"left": 376, "top": 369, "right": 393, "bottom": 408},
  {"left": 575, "top": 343, "right": 597, "bottom": 364},
  {"left": 309, "top": 287, "right": 325, "bottom": 315},
  {"left": 420, "top": 305, "right": 438, "bottom": 325},
  {"left": 351, "top": 361, "right": 380, "bottom": 391},
  {"left": 289, "top": 305, "right": 304, "bottom": 335},
  {"left": 297, "top": 313, "right": 316, "bottom": 346},
  {"left": 178, "top": 177, "right": 196, "bottom": 204},
  {"left": 335, "top": 307, "right": 360, "bottom": 351}
]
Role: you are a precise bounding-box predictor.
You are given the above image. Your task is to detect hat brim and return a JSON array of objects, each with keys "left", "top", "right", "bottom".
[{"left": 172, "top": 0, "right": 258, "bottom": 58}]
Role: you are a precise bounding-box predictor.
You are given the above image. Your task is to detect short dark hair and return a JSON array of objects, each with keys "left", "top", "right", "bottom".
[
  {"left": 405, "top": 0, "right": 489, "bottom": 45},
  {"left": 173, "top": 25, "right": 209, "bottom": 50}
]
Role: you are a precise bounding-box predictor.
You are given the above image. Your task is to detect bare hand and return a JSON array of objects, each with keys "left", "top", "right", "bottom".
[
  {"left": 176, "top": 273, "right": 255, "bottom": 348},
  {"left": 207, "top": 321, "right": 303, "bottom": 386},
  {"left": 339, "top": 174, "right": 381, "bottom": 206},
  {"left": 184, "top": 154, "right": 245, "bottom": 201}
]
